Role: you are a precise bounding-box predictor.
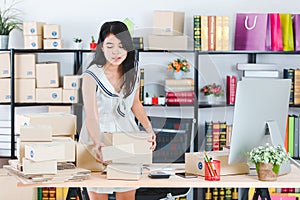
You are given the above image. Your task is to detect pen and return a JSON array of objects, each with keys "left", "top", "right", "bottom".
[
  {"left": 203, "top": 151, "right": 215, "bottom": 177},
  {"left": 210, "top": 158, "right": 218, "bottom": 177},
  {"left": 204, "top": 151, "right": 218, "bottom": 177}
]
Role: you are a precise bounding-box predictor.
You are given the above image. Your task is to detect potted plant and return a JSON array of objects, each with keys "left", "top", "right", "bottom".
[
  {"left": 152, "top": 93, "right": 158, "bottom": 105},
  {"left": 200, "top": 83, "right": 224, "bottom": 104},
  {"left": 167, "top": 58, "right": 190, "bottom": 80},
  {"left": 248, "top": 143, "right": 289, "bottom": 181},
  {"left": 144, "top": 92, "right": 152, "bottom": 105},
  {"left": 73, "top": 37, "right": 83, "bottom": 49},
  {"left": 90, "top": 35, "right": 97, "bottom": 50},
  {"left": 0, "top": 0, "right": 23, "bottom": 49}
]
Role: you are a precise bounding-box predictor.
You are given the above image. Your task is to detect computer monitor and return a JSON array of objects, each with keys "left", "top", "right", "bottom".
[{"left": 228, "top": 78, "right": 291, "bottom": 174}]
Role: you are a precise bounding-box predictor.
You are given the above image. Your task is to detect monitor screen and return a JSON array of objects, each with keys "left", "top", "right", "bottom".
[{"left": 228, "top": 79, "right": 291, "bottom": 166}]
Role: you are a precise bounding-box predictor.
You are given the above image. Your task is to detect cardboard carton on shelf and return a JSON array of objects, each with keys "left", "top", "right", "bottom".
[
  {"left": 23, "top": 22, "right": 45, "bottom": 36},
  {"left": 24, "top": 35, "right": 43, "bottom": 49},
  {"left": 0, "top": 53, "right": 10, "bottom": 78},
  {"left": 43, "top": 24, "right": 61, "bottom": 39}
]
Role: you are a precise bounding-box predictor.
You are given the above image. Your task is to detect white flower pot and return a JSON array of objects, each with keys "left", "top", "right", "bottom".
[
  {"left": 144, "top": 97, "right": 152, "bottom": 105},
  {"left": 74, "top": 42, "right": 83, "bottom": 49},
  {"left": 158, "top": 97, "right": 166, "bottom": 105}
]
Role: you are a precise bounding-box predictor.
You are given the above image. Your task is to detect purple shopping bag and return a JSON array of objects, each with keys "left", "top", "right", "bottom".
[
  {"left": 234, "top": 13, "right": 270, "bottom": 50},
  {"left": 293, "top": 14, "right": 300, "bottom": 51}
]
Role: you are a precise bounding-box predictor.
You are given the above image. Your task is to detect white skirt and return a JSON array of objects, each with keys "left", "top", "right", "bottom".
[{"left": 87, "top": 187, "right": 138, "bottom": 194}]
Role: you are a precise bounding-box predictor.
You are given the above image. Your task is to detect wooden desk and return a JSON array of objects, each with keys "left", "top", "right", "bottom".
[{"left": 16, "top": 165, "right": 300, "bottom": 188}]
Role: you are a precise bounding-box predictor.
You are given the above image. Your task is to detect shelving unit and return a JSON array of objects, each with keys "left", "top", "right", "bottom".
[{"left": 0, "top": 49, "right": 88, "bottom": 158}]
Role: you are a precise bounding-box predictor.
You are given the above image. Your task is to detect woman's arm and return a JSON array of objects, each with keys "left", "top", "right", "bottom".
[
  {"left": 82, "top": 74, "right": 104, "bottom": 161},
  {"left": 131, "top": 88, "right": 156, "bottom": 151}
]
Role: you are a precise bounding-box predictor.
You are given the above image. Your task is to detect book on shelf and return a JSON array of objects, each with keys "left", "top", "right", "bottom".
[
  {"left": 166, "top": 97, "right": 194, "bottom": 105},
  {"left": 165, "top": 78, "right": 194, "bottom": 86},
  {"left": 222, "top": 16, "right": 229, "bottom": 51},
  {"left": 132, "top": 37, "right": 143, "bottom": 44},
  {"left": 139, "top": 68, "right": 144, "bottom": 103},
  {"left": 288, "top": 115, "right": 295, "bottom": 157},
  {"left": 212, "top": 122, "right": 220, "bottom": 151},
  {"left": 243, "top": 70, "right": 279, "bottom": 78},
  {"left": 226, "top": 124, "right": 232, "bottom": 146},
  {"left": 193, "top": 15, "right": 201, "bottom": 51},
  {"left": 294, "top": 115, "right": 299, "bottom": 158},
  {"left": 165, "top": 86, "right": 194, "bottom": 92},
  {"left": 215, "top": 16, "right": 223, "bottom": 51},
  {"left": 226, "top": 75, "right": 236, "bottom": 105},
  {"left": 166, "top": 91, "right": 194, "bottom": 98},
  {"left": 219, "top": 122, "right": 227, "bottom": 150},
  {"left": 236, "top": 63, "right": 277, "bottom": 71},
  {"left": 205, "top": 121, "right": 213, "bottom": 151},
  {"left": 283, "top": 68, "right": 295, "bottom": 104},
  {"left": 201, "top": 16, "right": 208, "bottom": 51},
  {"left": 208, "top": 16, "right": 216, "bottom": 51},
  {"left": 294, "top": 69, "right": 300, "bottom": 104}
]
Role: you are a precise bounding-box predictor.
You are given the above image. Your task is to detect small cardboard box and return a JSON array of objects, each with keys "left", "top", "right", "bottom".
[
  {"left": 15, "top": 113, "right": 76, "bottom": 136},
  {"left": 20, "top": 125, "right": 52, "bottom": 142},
  {"left": 47, "top": 105, "right": 72, "bottom": 113},
  {"left": 102, "top": 143, "right": 135, "bottom": 161},
  {"left": 14, "top": 54, "right": 36, "bottom": 79},
  {"left": 36, "top": 62, "right": 60, "bottom": 88},
  {"left": 36, "top": 88, "right": 62, "bottom": 103},
  {"left": 106, "top": 163, "right": 142, "bottom": 180},
  {"left": 0, "top": 78, "right": 11, "bottom": 102},
  {"left": 62, "top": 89, "right": 78, "bottom": 103},
  {"left": 185, "top": 151, "right": 249, "bottom": 176},
  {"left": 43, "top": 24, "right": 61, "bottom": 39},
  {"left": 23, "top": 22, "right": 45, "bottom": 36},
  {"left": 25, "top": 142, "right": 65, "bottom": 161},
  {"left": 75, "top": 142, "right": 106, "bottom": 172},
  {"left": 103, "top": 132, "right": 152, "bottom": 164},
  {"left": 22, "top": 158, "right": 57, "bottom": 175},
  {"left": 153, "top": 11, "right": 184, "bottom": 35},
  {"left": 24, "top": 35, "right": 43, "bottom": 49},
  {"left": 0, "top": 53, "right": 10, "bottom": 78},
  {"left": 43, "top": 39, "right": 63, "bottom": 49},
  {"left": 148, "top": 35, "right": 188, "bottom": 50},
  {"left": 63, "top": 75, "right": 81, "bottom": 89},
  {"left": 15, "top": 79, "right": 35, "bottom": 103}
]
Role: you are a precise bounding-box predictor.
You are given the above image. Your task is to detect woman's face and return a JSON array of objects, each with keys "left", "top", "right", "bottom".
[{"left": 102, "top": 33, "right": 128, "bottom": 66}]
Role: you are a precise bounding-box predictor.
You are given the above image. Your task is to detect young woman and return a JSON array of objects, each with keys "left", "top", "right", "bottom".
[{"left": 79, "top": 21, "right": 156, "bottom": 200}]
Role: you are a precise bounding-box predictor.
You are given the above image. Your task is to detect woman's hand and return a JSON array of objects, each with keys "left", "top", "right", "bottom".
[
  {"left": 93, "top": 142, "right": 105, "bottom": 163},
  {"left": 145, "top": 127, "right": 156, "bottom": 151}
]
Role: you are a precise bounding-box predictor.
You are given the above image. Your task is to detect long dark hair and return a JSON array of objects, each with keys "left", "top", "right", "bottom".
[{"left": 89, "top": 21, "right": 137, "bottom": 98}]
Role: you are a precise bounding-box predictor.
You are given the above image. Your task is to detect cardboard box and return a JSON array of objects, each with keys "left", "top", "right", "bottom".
[
  {"left": 43, "top": 24, "right": 61, "bottom": 39},
  {"left": 43, "top": 39, "right": 63, "bottom": 49},
  {"left": 47, "top": 105, "right": 72, "bottom": 113},
  {"left": 36, "top": 62, "right": 60, "bottom": 88},
  {"left": 15, "top": 113, "right": 76, "bottom": 136},
  {"left": 15, "top": 79, "right": 35, "bottom": 103},
  {"left": 0, "top": 53, "right": 10, "bottom": 78},
  {"left": 24, "top": 35, "right": 43, "bottom": 49},
  {"left": 102, "top": 143, "right": 135, "bottom": 161},
  {"left": 36, "top": 88, "right": 62, "bottom": 103},
  {"left": 62, "top": 89, "right": 78, "bottom": 103},
  {"left": 185, "top": 151, "right": 249, "bottom": 176},
  {"left": 76, "top": 142, "right": 106, "bottom": 172},
  {"left": 106, "top": 163, "right": 142, "bottom": 180},
  {"left": 22, "top": 158, "right": 57, "bottom": 175},
  {"left": 23, "top": 22, "right": 45, "bottom": 36},
  {"left": 22, "top": 137, "right": 75, "bottom": 162},
  {"left": 153, "top": 11, "right": 184, "bottom": 35},
  {"left": 14, "top": 54, "right": 36, "bottom": 78},
  {"left": 0, "top": 78, "right": 11, "bottom": 102},
  {"left": 103, "top": 132, "right": 152, "bottom": 164},
  {"left": 25, "top": 142, "right": 65, "bottom": 161},
  {"left": 148, "top": 35, "right": 188, "bottom": 50},
  {"left": 20, "top": 125, "right": 52, "bottom": 142},
  {"left": 63, "top": 75, "right": 81, "bottom": 89}
]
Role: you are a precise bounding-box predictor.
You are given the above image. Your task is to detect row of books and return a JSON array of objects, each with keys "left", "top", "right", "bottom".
[
  {"left": 37, "top": 187, "right": 68, "bottom": 200},
  {"left": 193, "top": 15, "right": 230, "bottom": 51},
  {"left": 133, "top": 37, "right": 144, "bottom": 50},
  {"left": 286, "top": 115, "right": 300, "bottom": 158},
  {"left": 205, "top": 188, "right": 238, "bottom": 200},
  {"left": 165, "top": 78, "right": 194, "bottom": 105},
  {"left": 284, "top": 68, "right": 300, "bottom": 105},
  {"left": 204, "top": 121, "right": 232, "bottom": 151}
]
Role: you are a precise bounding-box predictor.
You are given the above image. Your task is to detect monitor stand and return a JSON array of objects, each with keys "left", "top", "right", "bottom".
[{"left": 265, "top": 120, "right": 291, "bottom": 175}]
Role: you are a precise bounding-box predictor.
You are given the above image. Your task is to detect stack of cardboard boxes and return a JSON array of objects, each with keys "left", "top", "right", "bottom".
[
  {"left": 23, "top": 22, "right": 63, "bottom": 49},
  {"left": 148, "top": 10, "right": 188, "bottom": 50},
  {"left": 0, "top": 53, "right": 11, "bottom": 103}
]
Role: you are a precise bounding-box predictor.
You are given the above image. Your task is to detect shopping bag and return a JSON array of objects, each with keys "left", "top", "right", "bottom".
[
  {"left": 293, "top": 14, "right": 300, "bottom": 51},
  {"left": 234, "top": 13, "right": 269, "bottom": 50},
  {"left": 269, "top": 13, "right": 283, "bottom": 51},
  {"left": 280, "top": 13, "right": 294, "bottom": 51}
]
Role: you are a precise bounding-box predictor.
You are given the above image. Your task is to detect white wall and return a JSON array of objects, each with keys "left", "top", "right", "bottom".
[{"left": 9, "top": 0, "right": 300, "bottom": 49}]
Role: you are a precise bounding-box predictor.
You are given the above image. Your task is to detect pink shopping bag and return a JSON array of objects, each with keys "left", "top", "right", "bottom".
[{"left": 234, "top": 13, "right": 270, "bottom": 50}]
